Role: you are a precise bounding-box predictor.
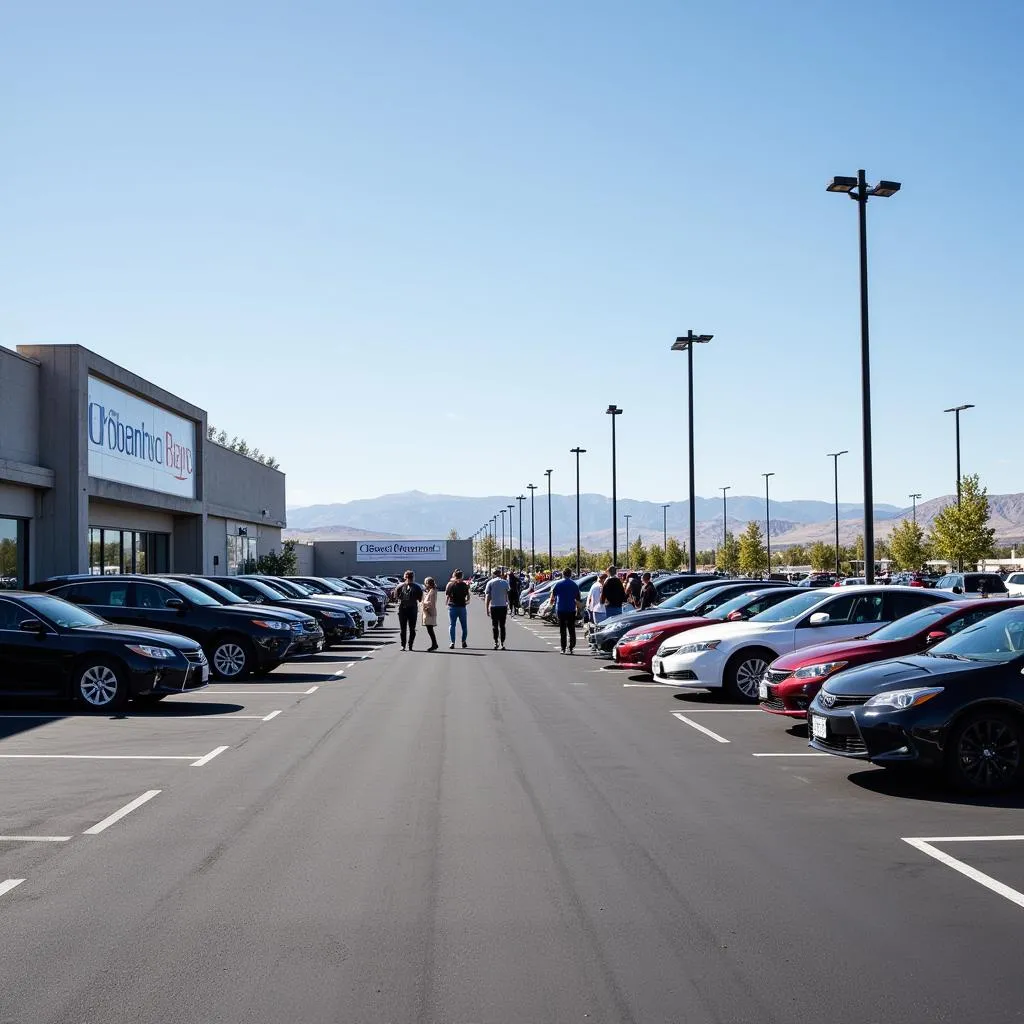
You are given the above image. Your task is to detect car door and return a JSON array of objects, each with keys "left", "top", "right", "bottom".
[
  {"left": 0, "top": 598, "right": 63, "bottom": 694},
  {"left": 130, "top": 580, "right": 201, "bottom": 639},
  {"left": 57, "top": 580, "right": 132, "bottom": 624},
  {"left": 790, "top": 592, "right": 867, "bottom": 651}
]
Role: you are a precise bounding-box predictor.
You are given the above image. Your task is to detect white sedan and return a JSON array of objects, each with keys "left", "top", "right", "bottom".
[
  {"left": 650, "top": 586, "right": 951, "bottom": 701},
  {"left": 1006, "top": 572, "right": 1024, "bottom": 597}
]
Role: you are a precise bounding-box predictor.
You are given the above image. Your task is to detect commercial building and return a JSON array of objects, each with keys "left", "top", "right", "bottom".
[
  {"left": 1, "top": 344, "right": 286, "bottom": 587},
  {"left": 298, "top": 539, "right": 474, "bottom": 584}
]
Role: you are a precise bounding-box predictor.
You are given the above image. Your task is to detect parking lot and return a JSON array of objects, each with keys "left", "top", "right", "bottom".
[{"left": 0, "top": 631, "right": 396, "bottom": 898}]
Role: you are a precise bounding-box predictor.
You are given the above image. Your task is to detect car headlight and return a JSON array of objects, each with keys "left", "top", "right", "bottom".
[
  {"left": 793, "top": 660, "right": 848, "bottom": 680},
  {"left": 126, "top": 644, "right": 175, "bottom": 659},
  {"left": 321, "top": 610, "right": 348, "bottom": 619},
  {"left": 251, "top": 619, "right": 291, "bottom": 631},
  {"left": 630, "top": 632, "right": 658, "bottom": 643},
  {"left": 863, "top": 686, "right": 944, "bottom": 710},
  {"left": 673, "top": 640, "right": 722, "bottom": 656}
]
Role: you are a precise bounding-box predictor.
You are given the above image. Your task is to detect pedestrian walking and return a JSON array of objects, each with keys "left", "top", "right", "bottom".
[
  {"left": 638, "top": 571, "right": 657, "bottom": 610},
  {"left": 508, "top": 570, "right": 522, "bottom": 616},
  {"left": 394, "top": 570, "right": 423, "bottom": 651},
  {"left": 551, "top": 567, "right": 582, "bottom": 654},
  {"left": 601, "top": 565, "right": 627, "bottom": 618},
  {"left": 444, "top": 568, "right": 471, "bottom": 649},
  {"left": 421, "top": 577, "right": 439, "bottom": 650},
  {"left": 484, "top": 568, "right": 510, "bottom": 649}
]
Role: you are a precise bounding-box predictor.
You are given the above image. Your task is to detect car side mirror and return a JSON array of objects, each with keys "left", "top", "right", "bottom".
[
  {"left": 164, "top": 598, "right": 185, "bottom": 610},
  {"left": 809, "top": 612, "right": 830, "bottom": 626},
  {"left": 19, "top": 618, "right": 47, "bottom": 634},
  {"left": 925, "top": 630, "right": 948, "bottom": 646},
  {"left": 951, "top": 586, "right": 963, "bottom": 595},
  {"left": 727, "top": 610, "right": 744, "bottom": 621}
]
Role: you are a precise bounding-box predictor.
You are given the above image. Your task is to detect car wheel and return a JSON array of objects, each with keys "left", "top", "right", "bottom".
[
  {"left": 724, "top": 648, "right": 774, "bottom": 703},
  {"left": 209, "top": 636, "right": 253, "bottom": 680},
  {"left": 945, "top": 709, "right": 1024, "bottom": 793},
  {"left": 74, "top": 658, "right": 127, "bottom": 711}
]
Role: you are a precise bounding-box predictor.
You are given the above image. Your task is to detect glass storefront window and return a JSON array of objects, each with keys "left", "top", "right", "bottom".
[
  {"left": 226, "top": 527, "right": 256, "bottom": 575},
  {"left": 87, "top": 528, "right": 169, "bottom": 574},
  {"left": 0, "top": 517, "right": 28, "bottom": 589}
]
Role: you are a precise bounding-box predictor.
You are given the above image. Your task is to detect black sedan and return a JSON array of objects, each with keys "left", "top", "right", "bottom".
[
  {"left": 0, "top": 591, "right": 208, "bottom": 710},
  {"left": 808, "top": 606, "right": 1024, "bottom": 792}
]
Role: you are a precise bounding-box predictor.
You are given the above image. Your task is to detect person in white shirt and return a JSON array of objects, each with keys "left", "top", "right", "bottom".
[
  {"left": 484, "top": 569, "right": 511, "bottom": 650},
  {"left": 587, "top": 572, "right": 608, "bottom": 627}
]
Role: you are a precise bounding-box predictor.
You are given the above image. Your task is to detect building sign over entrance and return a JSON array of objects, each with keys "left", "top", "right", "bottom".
[
  {"left": 356, "top": 540, "right": 447, "bottom": 562},
  {"left": 87, "top": 376, "right": 197, "bottom": 499}
]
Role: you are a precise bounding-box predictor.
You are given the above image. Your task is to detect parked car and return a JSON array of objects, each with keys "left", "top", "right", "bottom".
[
  {"left": 253, "top": 576, "right": 378, "bottom": 627},
  {"left": 613, "top": 587, "right": 802, "bottom": 674},
  {"left": 834, "top": 577, "right": 866, "bottom": 587},
  {"left": 207, "top": 576, "right": 361, "bottom": 647},
  {"left": 1006, "top": 572, "right": 1024, "bottom": 597},
  {"left": 30, "top": 575, "right": 297, "bottom": 681},
  {"left": 651, "top": 586, "right": 951, "bottom": 701},
  {"left": 807, "top": 605, "right": 1024, "bottom": 792},
  {"left": 0, "top": 590, "right": 208, "bottom": 709},
  {"left": 287, "top": 576, "right": 386, "bottom": 624},
  {"left": 760, "top": 598, "right": 1022, "bottom": 719},
  {"left": 797, "top": 573, "right": 837, "bottom": 588},
  {"left": 934, "top": 572, "right": 1009, "bottom": 598}
]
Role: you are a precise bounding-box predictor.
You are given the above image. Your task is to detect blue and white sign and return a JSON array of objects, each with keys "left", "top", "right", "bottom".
[
  {"left": 87, "top": 376, "right": 197, "bottom": 498},
  {"left": 356, "top": 540, "right": 447, "bottom": 562}
]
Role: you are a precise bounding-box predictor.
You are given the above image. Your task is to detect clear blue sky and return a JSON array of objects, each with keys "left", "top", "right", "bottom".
[{"left": 2, "top": 0, "right": 1021, "bottom": 511}]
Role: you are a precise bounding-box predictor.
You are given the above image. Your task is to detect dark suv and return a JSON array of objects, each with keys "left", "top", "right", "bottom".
[
  {"left": 934, "top": 572, "right": 1009, "bottom": 599},
  {"left": 31, "top": 575, "right": 305, "bottom": 680}
]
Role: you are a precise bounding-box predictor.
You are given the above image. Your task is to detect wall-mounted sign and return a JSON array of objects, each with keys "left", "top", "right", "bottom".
[
  {"left": 87, "top": 376, "right": 197, "bottom": 498},
  {"left": 356, "top": 540, "right": 447, "bottom": 562}
]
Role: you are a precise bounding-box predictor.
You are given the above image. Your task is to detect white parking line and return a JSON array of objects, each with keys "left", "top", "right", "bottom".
[
  {"left": 83, "top": 790, "right": 161, "bottom": 835},
  {"left": 623, "top": 683, "right": 664, "bottom": 688},
  {"left": 904, "top": 837, "right": 1024, "bottom": 910},
  {"left": 191, "top": 745, "right": 229, "bottom": 767},
  {"left": 333, "top": 669, "right": 346, "bottom": 676},
  {"left": 671, "top": 713, "right": 730, "bottom": 744},
  {"left": 0, "top": 754, "right": 196, "bottom": 761},
  {"left": 751, "top": 752, "right": 830, "bottom": 757},
  {"left": 172, "top": 687, "right": 319, "bottom": 695},
  {"left": 0, "top": 879, "right": 25, "bottom": 898},
  {"left": 0, "top": 836, "right": 71, "bottom": 843},
  {"left": 680, "top": 709, "right": 764, "bottom": 713},
  {"left": 262, "top": 710, "right": 282, "bottom": 722}
]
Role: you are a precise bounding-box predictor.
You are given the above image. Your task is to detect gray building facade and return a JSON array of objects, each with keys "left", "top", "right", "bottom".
[
  {"left": 0, "top": 343, "right": 286, "bottom": 586},
  {"left": 310, "top": 539, "right": 474, "bottom": 584}
]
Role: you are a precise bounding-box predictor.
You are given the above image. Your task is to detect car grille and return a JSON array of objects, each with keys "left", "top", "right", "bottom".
[
  {"left": 815, "top": 732, "right": 868, "bottom": 755},
  {"left": 821, "top": 693, "right": 870, "bottom": 709},
  {"left": 302, "top": 621, "right": 320, "bottom": 634},
  {"left": 183, "top": 650, "right": 207, "bottom": 666},
  {"left": 761, "top": 694, "right": 786, "bottom": 711},
  {"left": 765, "top": 668, "right": 791, "bottom": 685}
]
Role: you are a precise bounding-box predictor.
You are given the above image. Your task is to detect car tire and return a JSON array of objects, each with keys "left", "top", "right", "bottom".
[
  {"left": 73, "top": 658, "right": 127, "bottom": 711},
  {"left": 945, "top": 708, "right": 1024, "bottom": 793},
  {"left": 209, "top": 635, "right": 253, "bottom": 680},
  {"left": 724, "top": 648, "right": 775, "bottom": 703}
]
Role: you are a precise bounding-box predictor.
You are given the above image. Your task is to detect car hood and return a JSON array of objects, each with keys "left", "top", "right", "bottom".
[
  {"left": 598, "top": 608, "right": 696, "bottom": 636},
  {"left": 824, "top": 654, "right": 989, "bottom": 695},
  {"left": 75, "top": 624, "right": 203, "bottom": 650},
  {"left": 771, "top": 636, "right": 905, "bottom": 672},
  {"left": 621, "top": 616, "right": 714, "bottom": 642}
]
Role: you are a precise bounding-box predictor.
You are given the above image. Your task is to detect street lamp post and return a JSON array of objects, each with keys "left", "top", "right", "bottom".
[
  {"left": 827, "top": 451, "right": 848, "bottom": 577},
  {"left": 662, "top": 504, "right": 670, "bottom": 553},
  {"left": 827, "top": 169, "right": 901, "bottom": 584},
  {"left": 527, "top": 484, "right": 537, "bottom": 575},
  {"left": 944, "top": 403, "right": 975, "bottom": 570},
  {"left": 545, "top": 469, "right": 554, "bottom": 577},
  {"left": 909, "top": 492, "right": 921, "bottom": 526},
  {"left": 762, "top": 472, "right": 775, "bottom": 578},
  {"left": 671, "top": 332, "right": 713, "bottom": 573},
  {"left": 507, "top": 503, "right": 515, "bottom": 568},
  {"left": 720, "top": 486, "right": 731, "bottom": 568},
  {"left": 624, "top": 514, "right": 632, "bottom": 568},
  {"left": 606, "top": 405, "right": 623, "bottom": 565},
  {"left": 499, "top": 510, "right": 506, "bottom": 569},
  {"left": 516, "top": 495, "right": 526, "bottom": 571},
  {"left": 570, "top": 447, "right": 586, "bottom": 576},
  {"left": 490, "top": 517, "right": 496, "bottom": 572}
]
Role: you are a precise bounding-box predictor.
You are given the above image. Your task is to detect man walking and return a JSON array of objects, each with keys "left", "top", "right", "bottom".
[
  {"left": 484, "top": 568, "right": 510, "bottom": 650},
  {"left": 601, "top": 565, "right": 627, "bottom": 618},
  {"left": 444, "top": 569, "right": 471, "bottom": 649},
  {"left": 507, "top": 570, "right": 522, "bottom": 617},
  {"left": 638, "top": 571, "right": 657, "bottom": 610},
  {"left": 552, "top": 567, "right": 582, "bottom": 654},
  {"left": 394, "top": 570, "right": 423, "bottom": 651}
]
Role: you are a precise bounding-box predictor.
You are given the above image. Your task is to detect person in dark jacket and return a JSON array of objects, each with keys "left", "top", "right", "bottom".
[
  {"left": 507, "top": 571, "right": 522, "bottom": 616},
  {"left": 626, "top": 572, "right": 642, "bottom": 607},
  {"left": 638, "top": 571, "right": 657, "bottom": 610},
  {"left": 394, "top": 570, "right": 423, "bottom": 651},
  {"left": 600, "top": 566, "right": 627, "bottom": 618}
]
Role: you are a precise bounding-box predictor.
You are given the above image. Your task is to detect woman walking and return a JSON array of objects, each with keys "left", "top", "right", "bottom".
[{"left": 422, "top": 577, "right": 439, "bottom": 651}]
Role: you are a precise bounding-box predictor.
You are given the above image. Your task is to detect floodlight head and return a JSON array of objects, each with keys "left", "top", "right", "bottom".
[
  {"left": 606, "top": 404, "right": 622, "bottom": 415},
  {"left": 570, "top": 446, "right": 587, "bottom": 455},
  {"left": 944, "top": 404, "right": 975, "bottom": 414},
  {"left": 870, "top": 180, "right": 901, "bottom": 197},
  {"left": 671, "top": 333, "right": 713, "bottom": 351},
  {"left": 826, "top": 176, "right": 858, "bottom": 193}
]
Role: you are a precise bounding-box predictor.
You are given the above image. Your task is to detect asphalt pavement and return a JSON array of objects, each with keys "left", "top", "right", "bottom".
[{"left": 2, "top": 604, "right": 1024, "bottom": 1023}]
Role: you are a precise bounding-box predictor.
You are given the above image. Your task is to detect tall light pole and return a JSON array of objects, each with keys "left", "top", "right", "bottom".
[
  {"left": 762, "top": 472, "right": 775, "bottom": 578},
  {"left": 944, "top": 403, "right": 975, "bottom": 570},
  {"left": 720, "top": 486, "right": 731, "bottom": 569},
  {"left": 606, "top": 405, "right": 623, "bottom": 565},
  {"left": 499, "top": 509, "right": 506, "bottom": 568},
  {"left": 827, "top": 451, "right": 848, "bottom": 577},
  {"left": 662, "top": 503, "right": 670, "bottom": 553},
  {"left": 490, "top": 516, "right": 496, "bottom": 572},
  {"left": 672, "top": 332, "right": 712, "bottom": 573},
  {"left": 545, "top": 469, "right": 554, "bottom": 577},
  {"left": 570, "top": 447, "right": 586, "bottom": 576},
  {"left": 909, "top": 492, "right": 921, "bottom": 526},
  {"left": 516, "top": 495, "right": 526, "bottom": 571},
  {"left": 827, "top": 170, "right": 901, "bottom": 584},
  {"left": 507, "top": 503, "right": 515, "bottom": 568},
  {"left": 527, "top": 483, "right": 537, "bottom": 574},
  {"left": 624, "top": 514, "right": 632, "bottom": 568}
]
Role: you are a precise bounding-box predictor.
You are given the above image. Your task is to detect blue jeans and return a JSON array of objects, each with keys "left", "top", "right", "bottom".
[
  {"left": 604, "top": 605, "right": 623, "bottom": 618},
  {"left": 449, "top": 605, "right": 468, "bottom": 644}
]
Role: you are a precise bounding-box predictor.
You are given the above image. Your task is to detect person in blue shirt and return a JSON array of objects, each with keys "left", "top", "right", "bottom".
[{"left": 551, "top": 567, "right": 582, "bottom": 654}]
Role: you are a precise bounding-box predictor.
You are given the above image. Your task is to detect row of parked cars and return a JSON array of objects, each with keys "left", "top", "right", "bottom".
[
  {"left": 0, "top": 572, "right": 399, "bottom": 711},
  {"left": 577, "top": 571, "right": 1024, "bottom": 793}
]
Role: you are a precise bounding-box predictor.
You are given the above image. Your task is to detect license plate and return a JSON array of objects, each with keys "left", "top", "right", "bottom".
[
  {"left": 758, "top": 680, "right": 768, "bottom": 700},
  {"left": 652, "top": 656, "right": 663, "bottom": 677},
  {"left": 201, "top": 664, "right": 210, "bottom": 683},
  {"left": 811, "top": 714, "right": 827, "bottom": 740}
]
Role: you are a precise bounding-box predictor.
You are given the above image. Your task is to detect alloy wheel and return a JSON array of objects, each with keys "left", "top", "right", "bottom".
[
  {"left": 79, "top": 664, "right": 120, "bottom": 707},
  {"left": 957, "top": 718, "right": 1021, "bottom": 791},
  {"left": 213, "top": 643, "right": 247, "bottom": 678},
  {"left": 735, "top": 657, "right": 769, "bottom": 699}
]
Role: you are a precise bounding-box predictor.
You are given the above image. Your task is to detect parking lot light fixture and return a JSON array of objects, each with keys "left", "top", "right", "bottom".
[
  {"left": 827, "top": 451, "right": 848, "bottom": 577},
  {"left": 516, "top": 495, "right": 526, "bottom": 571},
  {"left": 672, "top": 332, "right": 713, "bottom": 573},
  {"left": 499, "top": 509, "right": 506, "bottom": 568},
  {"left": 624, "top": 514, "right": 632, "bottom": 568},
  {"left": 909, "top": 492, "right": 922, "bottom": 526},
  {"left": 662, "top": 503, "right": 670, "bottom": 552},
  {"left": 827, "top": 168, "right": 901, "bottom": 584},
  {"left": 508, "top": 503, "right": 515, "bottom": 566},
  {"left": 570, "top": 448, "right": 586, "bottom": 576},
  {"left": 545, "top": 469, "right": 554, "bottom": 577},
  {"left": 762, "top": 473, "right": 775, "bottom": 577},
  {"left": 527, "top": 484, "right": 537, "bottom": 574},
  {"left": 606, "top": 405, "right": 623, "bottom": 565},
  {"left": 720, "top": 486, "right": 731, "bottom": 559},
  {"left": 944, "top": 403, "right": 975, "bottom": 570}
]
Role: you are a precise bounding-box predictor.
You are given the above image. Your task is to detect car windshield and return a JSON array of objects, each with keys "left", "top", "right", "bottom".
[
  {"left": 661, "top": 581, "right": 720, "bottom": 609},
  {"left": 247, "top": 579, "right": 289, "bottom": 599},
  {"left": 708, "top": 589, "right": 780, "bottom": 620},
  {"left": 927, "top": 608, "right": 1024, "bottom": 662},
  {"left": 750, "top": 590, "right": 830, "bottom": 623},
  {"left": 193, "top": 579, "right": 247, "bottom": 604},
  {"left": 267, "top": 578, "right": 308, "bottom": 595},
  {"left": 23, "top": 594, "right": 107, "bottom": 629},
  {"left": 296, "top": 579, "right": 330, "bottom": 593},
  {"left": 166, "top": 580, "right": 221, "bottom": 606},
  {"left": 867, "top": 605, "right": 949, "bottom": 642},
  {"left": 678, "top": 585, "right": 739, "bottom": 612}
]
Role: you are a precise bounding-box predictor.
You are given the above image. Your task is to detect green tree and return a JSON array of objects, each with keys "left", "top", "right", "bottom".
[
  {"left": 627, "top": 536, "right": 647, "bottom": 570},
  {"left": 737, "top": 521, "right": 768, "bottom": 577},
  {"left": 888, "top": 519, "right": 928, "bottom": 570},
  {"left": 254, "top": 540, "right": 298, "bottom": 576},
  {"left": 664, "top": 536, "right": 684, "bottom": 571},
  {"left": 809, "top": 541, "right": 835, "bottom": 571},
  {"left": 929, "top": 474, "right": 996, "bottom": 568},
  {"left": 696, "top": 548, "right": 716, "bottom": 568},
  {"left": 715, "top": 532, "right": 740, "bottom": 573},
  {"left": 646, "top": 544, "right": 666, "bottom": 571},
  {"left": 476, "top": 534, "right": 499, "bottom": 568},
  {"left": 784, "top": 544, "right": 807, "bottom": 567}
]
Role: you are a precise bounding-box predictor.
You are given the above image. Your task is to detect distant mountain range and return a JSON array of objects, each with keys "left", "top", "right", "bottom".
[{"left": 284, "top": 490, "right": 1024, "bottom": 551}]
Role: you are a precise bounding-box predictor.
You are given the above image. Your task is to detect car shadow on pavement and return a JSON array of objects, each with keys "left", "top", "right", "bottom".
[
  {"left": 124, "top": 701, "right": 246, "bottom": 718},
  {"left": 847, "top": 768, "right": 1024, "bottom": 809},
  {"left": 671, "top": 691, "right": 739, "bottom": 707}
]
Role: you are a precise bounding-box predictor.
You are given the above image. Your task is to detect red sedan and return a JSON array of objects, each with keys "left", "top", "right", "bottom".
[
  {"left": 759, "top": 598, "right": 1023, "bottom": 718},
  {"left": 612, "top": 587, "right": 800, "bottom": 674}
]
